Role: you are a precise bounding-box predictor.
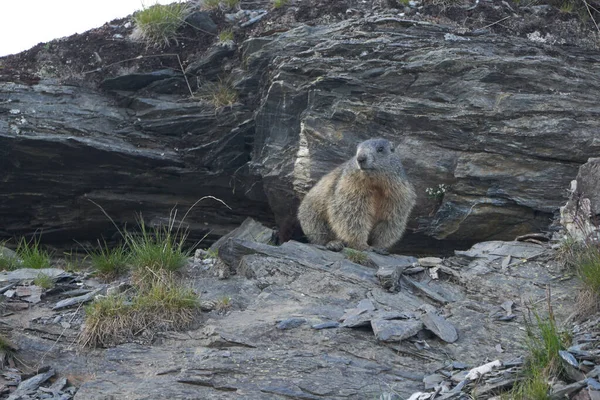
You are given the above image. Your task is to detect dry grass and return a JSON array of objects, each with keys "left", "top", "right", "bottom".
[
  {"left": 80, "top": 273, "right": 199, "bottom": 348},
  {"left": 194, "top": 79, "right": 238, "bottom": 108}
]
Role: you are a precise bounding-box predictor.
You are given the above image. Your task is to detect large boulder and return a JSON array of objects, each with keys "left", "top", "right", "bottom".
[{"left": 245, "top": 18, "right": 600, "bottom": 250}]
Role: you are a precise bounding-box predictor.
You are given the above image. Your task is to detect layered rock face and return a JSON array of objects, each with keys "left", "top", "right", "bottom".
[{"left": 2, "top": 16, "right": 600, "bottom": 249}]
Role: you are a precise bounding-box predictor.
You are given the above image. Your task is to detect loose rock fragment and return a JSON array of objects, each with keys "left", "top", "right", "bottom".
[
  {"left": 276, "top": 318, "right": 306, "bottom": 330},
  {"left": 465, "top": 360, "right": 502, "bottom": 380},
  {"left": 371, "top": 319, "right": 423, "bottom": 342},
  {"left": 421, "top": 312, "right": 458, "bottom": 343}
]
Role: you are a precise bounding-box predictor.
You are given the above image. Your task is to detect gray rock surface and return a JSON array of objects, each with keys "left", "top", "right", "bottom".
[{"left": 3, "top": 220, "right": 580, "bottom": 399}]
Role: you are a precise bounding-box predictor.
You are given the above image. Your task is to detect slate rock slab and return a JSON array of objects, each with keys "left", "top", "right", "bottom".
[{"left": 371, "top": 319, "right": 423, "bottom": 342}]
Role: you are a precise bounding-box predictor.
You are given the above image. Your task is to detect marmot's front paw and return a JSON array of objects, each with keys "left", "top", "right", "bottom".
[{"left": 325, "top": 240, "right": 345, "bottom": 252}]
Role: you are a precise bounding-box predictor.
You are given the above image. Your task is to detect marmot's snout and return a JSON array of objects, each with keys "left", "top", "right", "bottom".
[{"left": 356, "top": 151, "right": 372, "bottom": 170}]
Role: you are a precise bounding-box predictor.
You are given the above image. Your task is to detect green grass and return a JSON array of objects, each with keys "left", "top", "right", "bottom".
[
  {"left": 509, "top": 308, "right": 568, "bottom": 399},
  {"left": 195, "top": 80, "right": 238, "bottom": 108},
  {"left": 272, "top": 0, "right": 289, "bottom": 8},
  {"left": 132, "top": 2, "right": 191, "bottom": 48},
  {"left": 126, "top": 218, "right": 189, "bottom": 275},
  {"left": 16, "top": 237, "right": 51, "bottom": 269},
  {"left": 33, "top": 273, "right": 54, "bottom": 289},
  {"left": 222, "top": 0, "right": 240, "bottom": 9},
  {"left": 215, "top": 295, "right": 232, "bottom": 312},
  {"left": 202, "top": 0, "right": 221, "bottom": 10},
  {"left": 344, "top": 248, "right": 368, "bottom": 265},
  {"left": 574, "top": 243, "right": 600, "bottom": 294},
  {"left": 89, "top": 240, "right": 130, "bottom": 280},
  {"left": 218, "top": 28, "right": 234, "bottom": 43}
]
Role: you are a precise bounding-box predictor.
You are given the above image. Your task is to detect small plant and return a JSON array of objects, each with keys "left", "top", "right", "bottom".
[
  {"left": 218, "top": 28, "right": 234, "bottom": 43},
  {"left": 132, "top": 2, "right": 191, "bottom": 48},
  {"left": 272, "top": 0, "right": 289, "bottom": 8},
  {"left": 560, "top": 1, "right": 575, "bottom": 12},
  {"left": 222, "top": 0, "right": 240, "bottom": 9},
  {"left": 89, "top": 240, "right": 130, "bottom": 280},
  {"left": 510, "top": 306, "right": 568, "bottom": 399},
  {"left": 16, "top": 236, "right": 51, "bottom": 269},
  {"left": 134, "top": 275, "right": 199, "bottom": 326},
  {"left": 126, "top": 218, "right": 189, "bottom": 276},
  {"left": 33, "top": 273, "right": 54, "bottom": 289},
  {"left": 344, "top": 248, "right": 368, "bottom": 265},
  {"left": 202, "top": 0, "right": 221, "bottom": 10},
  {"left": 195, "top": 79, "right": 238, "bottom": 107},
  {"left": 573, "top": 242, "right": 600, "bottom": 294},
  {"left": 215, "top": 295, "right": 232, "bottom": 312},
  {"left": 80, "top": 274, "right": 199, "bottom": 348},
  {"left": 204, "top": 248, "right": 219, "bottom": 259},
  {"left": 425, "top": 184, "right": 447, "bottom": 200}
]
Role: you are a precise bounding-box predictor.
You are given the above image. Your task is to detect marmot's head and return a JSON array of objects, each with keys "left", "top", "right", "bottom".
[{"left": 355, "top": 138, "right": 398, "bottom": 172}]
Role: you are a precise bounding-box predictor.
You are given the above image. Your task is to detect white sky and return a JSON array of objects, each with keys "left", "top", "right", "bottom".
[{"left": 0, "top": 0, "right": 172, "bottom": 57}]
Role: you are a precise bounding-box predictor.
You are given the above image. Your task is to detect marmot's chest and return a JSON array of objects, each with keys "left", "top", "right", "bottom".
[{"left": 360, "top": 179, "right": 395, "bottom": 221}]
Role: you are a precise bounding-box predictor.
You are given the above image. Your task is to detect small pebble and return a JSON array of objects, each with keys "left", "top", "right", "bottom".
[{"left": 276, "top": 318, "right": 306, "bottom": 330}]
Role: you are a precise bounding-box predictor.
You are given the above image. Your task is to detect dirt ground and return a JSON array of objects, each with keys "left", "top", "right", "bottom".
[{"left": 0, "top": 0, "right": 598, "bottom": 87}]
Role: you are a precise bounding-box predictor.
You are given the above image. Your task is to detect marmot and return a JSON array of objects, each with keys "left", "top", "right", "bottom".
[{"left": 298, "top": 138, "right": 416, "bottom": 252}]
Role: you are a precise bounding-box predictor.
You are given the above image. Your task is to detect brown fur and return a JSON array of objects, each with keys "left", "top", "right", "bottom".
[{"left": 298, "top": 139, "right": 416, "bottom": 251}]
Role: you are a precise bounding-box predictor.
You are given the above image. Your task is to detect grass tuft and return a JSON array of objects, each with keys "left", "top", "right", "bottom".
[
  {"left": 272, "top": 0, "right": 289, "bottom": 8},
  {"left": 80, "top": 273, "right": 199, "bottom": 348},
  {"left": 89, "top": 240, "right": 130, "bottom": 280},
  {"left": 33, "top": 273, "right": 54, "bottom": 289},
  {"left": 574, "top": 243, "right": 600, "bottom": 294},
  {"left": 195, "top": 79, "right": 238, "bottom": 107},
  {"left": 222, "top": 0, "right": 240, "bottom": 9},
  {"left": 17, "top": 237, "right": 51, "bottom": 269},
  {"left": 202, "top": 0, "right": 221, "bottom": 10},
  {"left": 126, "top": 218, "right": 189, "bottom": 276},
  {"left": 510, "top": 306, "right": 568, "bottom": 399},
  {"left": 344, "top": 248, "right": 368, "bottom": 265},
  {"left": 132, "top": 2, "right": 191, "bottom": 48},
  {"left": 218, "top": 28, "right": 234, "bottom": 43}
]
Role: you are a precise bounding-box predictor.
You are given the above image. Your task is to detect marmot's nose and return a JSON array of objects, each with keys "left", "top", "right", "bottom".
[{"left": 357, "top": 154, "right": 367, "bottom": 164}]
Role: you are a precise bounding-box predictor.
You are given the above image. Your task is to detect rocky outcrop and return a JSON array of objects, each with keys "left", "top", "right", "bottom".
[
  {"left": 0, "top": 80, "right": 272, "bottom": 244},
  {"left": 2, "top": 13, "right": 600, "bottom": 249},
  {"left": 246, "top": 17, "right": 600, "bottom": 250}
]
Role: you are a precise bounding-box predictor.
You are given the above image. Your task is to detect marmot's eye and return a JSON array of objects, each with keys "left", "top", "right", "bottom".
[
  {"left": 390, "top": 147, "right": 395, "bottom": 152},
  {"left": 377, "top": 146, "right": 384, "bottom": 152}
]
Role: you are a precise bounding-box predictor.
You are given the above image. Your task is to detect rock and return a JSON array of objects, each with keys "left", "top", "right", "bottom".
[
  {"left": 371, "top": 319, "right": 423, "bottom": 342},
  {"left": 185, "top": 46, "right": 236, "bottom": 79},
  {"left": 185, "top": 11, "right": 218, "bottom": 34},
  {"left": 53, "top": 288, "right": 103, "bottom": 310},
  {"left": 311, "top": 321, "right": 339, "bottom": 329},
  {"left": 418, "top": 257, "right": 443, "bottom": 267},
  {"left": 7, "top": 368, "right": 55, "bottom": 400},
  {"left": 421, "top": 312, "right": 459, "bottom": 343},
  {"left": 100, "top": 69, "right": 181, "bottom": 91},
  {"left": 210, "top": 217, "right": 274, "bottom": 255},
  {"left": 575, "top": 158, "right": 600, "bottom": 216},
  {"left": 15, "top": 285, "right": 43, "bottom": 304},
  {"left": 402, "top": 276, "right": 449, "bottom": 304},
  {"left": 276, "top": 318, "right": 306, "bottom": 330},
  {"left": 0, "top": 268, "right": 68, "bottom": 283}
]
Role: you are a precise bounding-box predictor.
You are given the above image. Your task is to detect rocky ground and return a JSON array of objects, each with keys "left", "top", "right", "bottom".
[{"left": 1, "top": 217, "right": 599, "bottom": 399}]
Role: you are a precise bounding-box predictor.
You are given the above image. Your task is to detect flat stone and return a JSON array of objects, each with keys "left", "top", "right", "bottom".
[
  {"left": 311, "top": 321, "right": 339, "bottom": 330},
  {"left": 276, "top": 318, "right": 306, "bottom": 330},
  {"left": 371, "top": 319, "right": 423, "bottom": 342},
  {"left": 100, "top": 69, "right": 180, "bottom": 91},
  {"left": 418, "top": 257, "right": 443, "bottom": 267},
  {"left": 0, "top": 268, "right": 68, "bottom": 283},
  {"left": 421, "top": 312, "right": 459, "bottom": 343}
]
